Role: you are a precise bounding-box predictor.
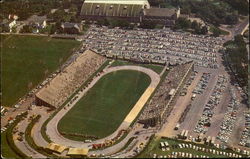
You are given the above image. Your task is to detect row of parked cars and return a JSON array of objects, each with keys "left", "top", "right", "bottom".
[
  {"left": 217, "top": 87, "right": 239, "bottom": 143},
  {"left": 239, "top": 111, "right": 250, "bottom": 147},
  {"left": 194, "top": 75, "right": 228, "bottom": 134},
  {"left": 192, "top": 73, "right": 211, "bottom": 95}
]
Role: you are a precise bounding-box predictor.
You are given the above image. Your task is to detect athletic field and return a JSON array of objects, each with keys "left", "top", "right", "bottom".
[
  {"left": 1, "top": 35, "right": 80, "bottom": 106},
  {"left": 58, "top": 70, "right": 151, "bottom": 139}
]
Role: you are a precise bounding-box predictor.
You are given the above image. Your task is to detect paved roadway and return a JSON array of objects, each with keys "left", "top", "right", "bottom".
[
  {"left": 14, "top": 112, "right": 46, "bottom": 158},
  {"left": 157, "top": 71, "right": 202, "bottom": 137}
]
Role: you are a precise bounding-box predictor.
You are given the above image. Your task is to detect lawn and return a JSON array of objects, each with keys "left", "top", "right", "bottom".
[
  {"left": 110, "top": 60, "right": 164, "bottom": 74},
  {"left": 137, "top": 137, "right": 245, "bottom": 158},
  {"left": 1, "top": 132, "right": 21, "bottom": 158},
  {"left": 1, "top": 34, "right": 80, "bottom": 107},
  {"left": 209, "top": 26, "right": 230, "bottom": 35},
  {"left": 58, "top": 70, "right": 151, "bottom": 139}
]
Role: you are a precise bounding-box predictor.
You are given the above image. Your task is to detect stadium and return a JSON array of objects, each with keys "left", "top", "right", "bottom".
[{"left": 32, "top": 45, "right": 194, "bottom": 157}]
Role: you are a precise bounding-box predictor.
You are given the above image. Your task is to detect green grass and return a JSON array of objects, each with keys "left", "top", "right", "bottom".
[
  {"left": 1, "top": 112, "right": 29, "bottom": 159},
  {"left": 58, "top": 70, "right": 151, "bottom": 139},
  {"left": 41, "top": 60, "right": 110, "bottom": 143},
  {"left": 1, "top": 34, "right": 80, "bottom": 107},
  {"left": 1, "top": 131, "right": 21, "bottom": 158},
  {"left": 209, "top": 26, "right": 230, "bottom": 35},
  {"left": 137, "top": 137, "right": 245, "bottom": 158},
  {"left": 110, "top": 60, "right": 164, "bottom": 74}
]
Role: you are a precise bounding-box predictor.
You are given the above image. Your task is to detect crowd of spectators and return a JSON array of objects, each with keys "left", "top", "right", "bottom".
[{"left": 138, "top": 63, "right": 193, "bottom": 126}]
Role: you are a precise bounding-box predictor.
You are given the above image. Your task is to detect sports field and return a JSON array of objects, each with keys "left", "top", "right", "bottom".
[
  {"left": 58, "top": 70, "right": 151, "bottom": 139},
  {"left": 1, "top": 35, "right": 80, "bottom": 107}
]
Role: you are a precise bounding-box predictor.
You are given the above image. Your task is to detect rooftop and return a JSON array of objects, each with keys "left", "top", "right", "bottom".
[
  {"left": 144, "top": 7, "right": 177, "bottom": 17},
  {"left": 84, "top": 0, "right": 150, "bottom": 7}
]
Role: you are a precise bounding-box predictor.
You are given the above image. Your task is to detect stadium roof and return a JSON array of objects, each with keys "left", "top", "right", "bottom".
[
  {"left": 84, "top": 0, "right": 150, "bottom": 7},
  {"left": 144, "top": 7, "right": 177, "bottom": 17},
  {"left": 81, "top": 0, "right": 150, "bottom": 17}
]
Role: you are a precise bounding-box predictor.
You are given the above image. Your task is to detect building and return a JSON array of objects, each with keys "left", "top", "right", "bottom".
[
  {"left": 26, "top": 15, "right": 47, "bottom": 33},
  {"left": 61, "top": 22, "right": 82, "bottom": 34},
  {"left": 67, "top": 148, "right": 89, "bottom": 158},
  {"left": 143, "top": 7, "right": 180, "bottom": 26},
  {"left": 8, "top": 20, "right": 16, "bottom": 32},
  {"left": 80, "top": 0, "right": 179, "bottom": 26}
]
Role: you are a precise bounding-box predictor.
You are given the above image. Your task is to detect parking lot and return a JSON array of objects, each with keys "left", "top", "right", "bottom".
[{"left": 82, "top": 25, "right": 225, "bottom": 69}]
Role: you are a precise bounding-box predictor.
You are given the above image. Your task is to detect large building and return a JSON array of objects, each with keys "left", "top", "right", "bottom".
[{"left": 80, "top": 0, "right": 180, "bottom": 26}]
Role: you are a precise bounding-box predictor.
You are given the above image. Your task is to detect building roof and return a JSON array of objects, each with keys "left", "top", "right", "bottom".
[
  {"left": 61, "top": 22, "right": 79, "bottom": 28},
  {"left": 169, "top": 89, "right": 176, "bottom": 96},
  {"left": 46, "top": 143, "right": 67, "bottom": 154},
  {"left": 84, "top": 0, "right": 150, "bottom": 7},
  {"left": 80, "top": 1, "right": 148, "bottom": 17},
  {"left": 67, "top": 148, "right": 89, "bottom": 156},
  {"left": 27, "top": 15, "right": 46, "bottom": 23},
  {"left": 144, "top": 7, "right": 177, "bottom": 17}
]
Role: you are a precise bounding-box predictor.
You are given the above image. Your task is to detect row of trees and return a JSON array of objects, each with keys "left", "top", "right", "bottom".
[
  {"left": 0, "top": 0, "right": 82, "bottom": 21},
  {"left": 148, "top": 0, "right": 242, "bottom": 26},
  {"left": 172, "top": 18, "right": 208, "bottom": 35},
  {"left": 224, "top": 35, "right": 248, "bottom": 87}
]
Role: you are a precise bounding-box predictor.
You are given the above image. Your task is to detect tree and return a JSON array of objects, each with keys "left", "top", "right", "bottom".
[
  {"left": 200, "top": 26, "right": 208, "bottom": 35},
  {"left": 225, "top": 14, "right": 238, "bottom": 25},
  {"left": 191, "top": 20, "right": 199, "bottom": 30},
  {"left": 212, "top": 28, "right": 220, "bottom": 37},
  {"left": 1, "top": 25, "right": 10, "bottom": 33},
  {"left": 20, "top": 25, "right": 32, "bottom": 33},
  {"left": 49, "top": 24, "right": 56, "bottom": 34}
]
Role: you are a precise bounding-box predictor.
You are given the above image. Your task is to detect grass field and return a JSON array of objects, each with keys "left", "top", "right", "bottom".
[
  {"left": 209, "top": 26, "right": 230, "bottom": 35},
  {"left": 1, "top": 34, "right": 80, "bottom": 107},
  {"left": 110, "top": 60, "right": 164, "bottom": 74},
  {"left": 58, "top": 70, "right": 151, "bottom": 139},
  {"left": 137, "top": 137, "right": 245, "bottom": 158},
  {"left": 1, "top": 132, "right": 21, "bottom": 158}
]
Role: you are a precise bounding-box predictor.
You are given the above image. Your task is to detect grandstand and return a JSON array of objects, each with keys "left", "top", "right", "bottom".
[
  {"left": 35, "top": 50, "right": 106, "bottom": 108},
  {"left": 138, "top": 62, "right": 194, "bottom": 127}
]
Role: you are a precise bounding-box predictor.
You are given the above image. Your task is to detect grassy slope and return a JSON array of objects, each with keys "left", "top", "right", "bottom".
[
  {"left": 110, "top": 60, "right": 164, "bottom": 74},
  {"left": 209, "top": 26, "right": 230, "bottom": 35},
  {"left": 58, "top": 70, "right": 151, "bottom": 138},
  {"left": 1, "top": 35, "right": 80, "bottom": 106},
  {"left": 1, "top": 132, "right": 21, "bottom": 158}
]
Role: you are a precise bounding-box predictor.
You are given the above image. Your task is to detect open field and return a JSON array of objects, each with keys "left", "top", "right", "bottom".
[
  {"left": 137, "top": 137, "right": 244, "bottom": 158},
  {"left": 1, "top": 34, "right": 80, "bottom": 106},
  {"left": 58, "top": 70, "right": 151, "bottom": 139},
  {"left": 1, "top": 132, "right": 21, "bottom": 158},
  {"left": 110, "top": 60, "right": 164, "bottom": 74}
]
